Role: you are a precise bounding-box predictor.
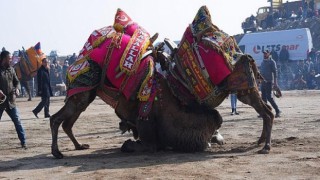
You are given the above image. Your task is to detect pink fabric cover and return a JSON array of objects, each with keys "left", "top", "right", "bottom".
[
  {"left": 77, "top": 26, "right": 115, "bottom": 61},
  {"left": 122, "top": 56, "right": 154, "bottom": 100},
  {"left": 68, "top": 9, "right": 152, "bottom": 101},
  {"left": 89, "top": 34, "right": 130, "bottom": 89},
  {"left": 184, "top": 27, "right": 231, "bottom": 85}
]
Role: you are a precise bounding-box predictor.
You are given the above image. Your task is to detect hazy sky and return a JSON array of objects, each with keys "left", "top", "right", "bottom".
[{"left": 1, "top": 0, "right": 271, "bottom": 55}]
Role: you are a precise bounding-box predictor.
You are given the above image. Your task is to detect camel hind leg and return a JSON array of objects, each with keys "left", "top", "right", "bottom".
[
  {"left": 237, "top": 89, "right": 274, "bottom": 154},
  {"left": 50, "top": 90, "right": 96, "bottom": 159},
  {"left": 21, "top": 80, "right": 32, "bottom": 101}
]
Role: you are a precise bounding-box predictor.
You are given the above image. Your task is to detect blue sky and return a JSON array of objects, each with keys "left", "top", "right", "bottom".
[{"left": 1, "top": 0, "right": 270, "bottom": 55}]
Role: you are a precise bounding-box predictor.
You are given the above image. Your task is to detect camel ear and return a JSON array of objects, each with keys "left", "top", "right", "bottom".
[{"left": 114, "top": 8, "right": 133, "bottom": 32}]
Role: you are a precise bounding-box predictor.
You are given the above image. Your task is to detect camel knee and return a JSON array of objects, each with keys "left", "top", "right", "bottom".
[
  {"left": 50, "top": 114, "right": 63, "bottom": 130},
  {"left": 77, "top": 102, "right": 90, "bottom": 112},
  {"left": 62, "top": 120, "right": 73, "bottom": 132}
]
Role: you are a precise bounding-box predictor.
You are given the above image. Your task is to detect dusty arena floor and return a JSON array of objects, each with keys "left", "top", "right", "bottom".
[{"left": 0, "top": 90, "right": 319, "bottom": 179}]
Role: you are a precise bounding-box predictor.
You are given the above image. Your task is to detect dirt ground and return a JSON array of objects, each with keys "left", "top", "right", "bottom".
[{"left": 0, "top": 90, "right": 319, "bottom": 179}]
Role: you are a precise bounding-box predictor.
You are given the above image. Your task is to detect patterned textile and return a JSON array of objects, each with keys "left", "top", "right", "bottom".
[
  {"left": 227, "top": 55, "right": 258, "bottom": 92},
  {"left": 67, "top": 38, "right": 153, "bottom": 101},
  {"left": 66, "top": 8, "right": 154, "bottom": 107},
  {"left": 172, "top": 5, "right": 243, "bottom": 107},
  {"left": 174, "top": 26, "right": 230, "bottom": 105},
  {"left": 66, "top": 59, "right": 101, "bottom": 98},
  {"left": 119, "top": 27, "right": 150, "bottom": 75},
  {"left": 67, "top": 57, "right": 91, "bottom": 83},
  {"left": 113, "top": 8, "right": 134, "bottom": 33},
  {"left": 175, "top": 32, "right": 215, "bottom": 101},
  {"left": 134, "top": 56, "right": 155, "bottom": 101},
  {"left": 138, "top": 72, "right": 157, "bottom": 119},
  {"left": 190, "top": 5, "right": 218, "bottom": 38},
  {"left": 77, "top": 26, "right": 116, "bottom": 61},
  {"left": 113, "top": 8, "right": 151, "bottom": 37},
  {"left": 190, "top": 6, "right": 241, "bottom": 62},
  {"left": 96, "top": 86, "right": 118, "bottom": 109},
  {"left": 166, "top": 70, "right": 196, "bottom": 105},
  {"left": 88, "top": 31, "right": 128, "bottom": 88}
]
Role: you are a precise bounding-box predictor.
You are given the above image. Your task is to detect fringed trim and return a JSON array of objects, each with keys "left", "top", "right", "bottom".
[
  {"left": 96, "top": 88, "right": 118, "bottom": 109},
  {"left": 137, "top": 60, "right": 154, "bottom": 101},
  {"left": 203, "top": 90, "right": 229, "bottom": 108},
  {"left": 92, "top": 35, "right": 109, "bottom": 49}
]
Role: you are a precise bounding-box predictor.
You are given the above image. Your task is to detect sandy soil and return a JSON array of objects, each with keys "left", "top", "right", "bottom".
[{"left": 0, "top": 90, "right": 319, "bottom": 179}]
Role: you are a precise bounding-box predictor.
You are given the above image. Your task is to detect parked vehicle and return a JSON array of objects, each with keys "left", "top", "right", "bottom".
[
  {"left": 242, "top": 15, "right": 258, "bottom": 33},
  {"left": 241, "top": 0, "right": 319, "bottom": 31},
  {"left": 238, "top": 28, "right": 313, "bottom": 65}
]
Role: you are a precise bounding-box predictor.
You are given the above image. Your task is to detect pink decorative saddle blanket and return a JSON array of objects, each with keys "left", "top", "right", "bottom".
[
  {"left": 173, "top": 6, "right": 241, "bottom": 106},
  {"left": 66, "top": 8, "right": 153, "bottom": 101}
]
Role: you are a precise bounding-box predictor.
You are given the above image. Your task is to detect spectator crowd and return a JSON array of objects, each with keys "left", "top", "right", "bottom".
[
  {"left": 263, "top": 0, "right": 319, "bottom": 29},
  {"left": 271, "top": 47, "right": 320, "bottom": 90},
  {"left": 18, "top": 53, "right": 77, "bottom": 98}
]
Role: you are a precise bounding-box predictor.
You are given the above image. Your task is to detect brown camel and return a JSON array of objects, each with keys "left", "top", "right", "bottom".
[
  {"left": 13, "top": 43, "right": 45, "bottom": 101},
  {"left": 157, "top": 44, "right": 274, "bottom": 155}
]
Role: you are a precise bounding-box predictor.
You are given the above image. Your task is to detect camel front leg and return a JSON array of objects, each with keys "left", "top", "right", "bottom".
[
  {"left": 50, "top": 91, "right": 95, "bottom": 159},
  {"left": 50, "top": 98, "right": 83, "bottom": 159},
  {"left": 121, "top": 117, "right": 158, "bottom": 153},
  {"left": 62, "top": 91, "right": 96, "bottom": 150},
  {"left": 237, "top": 90, "right": 274, "bottom": 154},
  {"left": 50, "top": 107, "right": 65, "bottom": 159}
]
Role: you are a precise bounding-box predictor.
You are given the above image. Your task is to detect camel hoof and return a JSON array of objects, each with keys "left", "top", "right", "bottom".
[
  {"left": 257, "top": 137, "right": 266, "bottom": 145},
  {"left": 258, "top": 148, "right": 270, "bottom": 154},
  {"left": 75, "top": 144, "right": 90, "bottom": 150},
  {"left": 52, "top": 150, "right": 64, "bottom": 159},
  {"left": 121, "top": 139, "right": 135, "bottom": 153},
  {"left": 258, "top": 144, "right": 270, "bottom": 154}
]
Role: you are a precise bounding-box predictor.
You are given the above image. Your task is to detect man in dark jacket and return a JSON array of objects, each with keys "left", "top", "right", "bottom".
[
  {"left": 32, "top": 58, "right": 53, "bottom": 118},
  {"left": 260, "top": 50, "right": 281, "bottom": 118},
  {"left": 0, "top": 50, "right": 27, "bottom": 149},
  {"left": 279, "top": 45, "right": 289, "bottom": 66}
]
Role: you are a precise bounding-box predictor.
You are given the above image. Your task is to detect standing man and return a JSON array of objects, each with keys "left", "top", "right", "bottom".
[
  {"left": 260, "top": 50, "right": 281, "bottom": 118},
  {"left": 32, "top": 58, "right": 53, "bottom": 118},
  {"left": 0, "top": 50, "right": 27, "bottom": 149},
  {"left": 279, "top": 45, "right": 289, "bottom": 66},
  {"left": 230, "top": 93, "right": 239, "bottom": 115},
  {"left": 270, "top": 49, "right": 279, "bottom": 65},
  {"left": 62, "top": 60, "right": 69, "bottom": 83}
]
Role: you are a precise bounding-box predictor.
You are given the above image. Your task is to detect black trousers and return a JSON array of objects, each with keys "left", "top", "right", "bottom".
[
  {"left": 33, "top": 96, "right": 50, "bottom": 116},
  {"left": 261, "top": 82, "right": 280, "bottom": 114}
]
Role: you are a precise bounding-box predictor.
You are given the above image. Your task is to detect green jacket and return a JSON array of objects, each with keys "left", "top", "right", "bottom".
[{"left": 0, "top": 66, "right": 20, "bottom": 110}]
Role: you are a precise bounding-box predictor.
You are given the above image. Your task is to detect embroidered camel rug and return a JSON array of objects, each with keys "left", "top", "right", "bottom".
[{"left": 66, "top": 9, "right": 154, "bottom": 103}]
